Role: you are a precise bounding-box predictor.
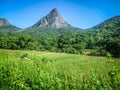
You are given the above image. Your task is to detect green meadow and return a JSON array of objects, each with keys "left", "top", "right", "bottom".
[{"left": 0, "top": 49, "right": 120, "bottom": 90}]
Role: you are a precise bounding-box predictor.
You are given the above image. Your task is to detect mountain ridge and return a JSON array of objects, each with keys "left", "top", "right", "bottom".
[{"left": 90, "top": 15, "right": 120, "bottom": 30}]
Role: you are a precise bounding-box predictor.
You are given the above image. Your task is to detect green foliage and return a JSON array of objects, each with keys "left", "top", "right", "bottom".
[
  {"left": 0, "top": 50, "right": 120, "bottom": 89},
  {"left": 21, "top": 53, "right": 28, "bottom": 59},
  {"left": 107, "top": 55, "right": 120, "bottom": 89},
  {"left": 0, "top": 16, "right": 120, "bottom": 57},
  {"left": 89, "top": 49, "right": 108, "bottom": 56},
  {"left": 0, "top": 25, "right": 20, "bottom": 35},
  {"left": 0, "top": 35, "right": 40, "bottom": 50}
]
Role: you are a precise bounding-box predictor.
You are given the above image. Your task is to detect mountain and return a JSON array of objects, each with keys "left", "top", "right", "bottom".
[
  {"left": 0, "top": 18, "right": 21, "bottom": 34},
  {"left": 30, "top": 8, "right": 72, "bottom": 29},
  {"left": 86, "top": 15, "right": 120, "bottom": 58},
  {"left": 87, "top": 15, "right": 120, "bottom": 38},
  {"left": 0, "top": 18, "right": 10, "bottom": 26},
  {"left": 86, "top": 15, "right": 120, "bottom": 38},
  {"left": 24, "top": 8, "right": 81, "bottom": 38}
]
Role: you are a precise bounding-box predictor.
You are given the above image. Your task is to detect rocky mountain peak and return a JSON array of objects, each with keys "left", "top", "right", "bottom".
[
  {"left": 31, "top": 8, "right": 72, "bottom": 29},
  {"left": 0, "top": 18, "right": 10, "bottom": 27},
  {"left": 49, "top": 8, "right": 60, "bottom": 17}
]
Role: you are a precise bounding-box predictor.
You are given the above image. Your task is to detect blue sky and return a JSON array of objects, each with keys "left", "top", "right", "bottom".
[{"left": 0, "top": 0, "right": 120, "bottom": 29}]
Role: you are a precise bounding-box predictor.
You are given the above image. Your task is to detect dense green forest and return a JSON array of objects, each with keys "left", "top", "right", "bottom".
[{"left": 0, "top": 16, "right": 120, "bottom": 58}]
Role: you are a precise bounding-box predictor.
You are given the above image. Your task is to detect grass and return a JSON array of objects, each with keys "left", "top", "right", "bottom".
[{"left": 0, "top": 49, "right": 120, "bottom": 90}]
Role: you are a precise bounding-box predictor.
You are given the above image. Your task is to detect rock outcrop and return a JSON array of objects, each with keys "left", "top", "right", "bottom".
[
  {"left": 31, "top": 8, "right": 72, "bottom": 29},
  {"left": 0, "top": 18, "right": 10, "bottom": 27}
]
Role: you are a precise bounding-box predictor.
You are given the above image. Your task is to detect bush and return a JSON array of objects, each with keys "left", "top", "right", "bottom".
[
  {"left": 21, "top": 53, "right": 29, "bottom": 60},
  {"left": 89, "top": 49, "right": 108, "bottom": 56}
]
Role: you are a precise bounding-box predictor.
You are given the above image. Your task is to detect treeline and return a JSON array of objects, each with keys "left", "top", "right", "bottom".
[
  {"left": 0, "top": 29, "right": 120, "bottom": 58},
  {"left": 0, "top": 35, "right": 39, "bottom": 50}
]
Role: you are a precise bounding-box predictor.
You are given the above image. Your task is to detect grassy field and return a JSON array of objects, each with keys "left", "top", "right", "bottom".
[{"left": 0, "top": 49, "right": 120, "bottom": 90}]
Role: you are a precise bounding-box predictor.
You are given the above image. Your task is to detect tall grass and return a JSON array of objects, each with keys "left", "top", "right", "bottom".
[{"left": 0, "top": 49, "right": 120, "bottom": 90}]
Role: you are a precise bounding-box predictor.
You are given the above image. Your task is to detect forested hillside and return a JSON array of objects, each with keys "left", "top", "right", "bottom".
[{"left": 0, "top": 14, "right": 120, "bottom": 57}]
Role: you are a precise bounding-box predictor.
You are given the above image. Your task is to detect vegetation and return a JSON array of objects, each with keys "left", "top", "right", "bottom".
[
  {"left": 0, "top": 25, "right": 120, "bottom": 57},
  {"left": 0, "top": 49, "right": 120, "bottom": 89},
  {"left": 0, "top": 25, "right": 21, "bottom": 35},
  {"left": 0, "top": 10, "right": 120, "bottom": 89},
  {"left": 0, "top": 16, "right": 120, "bottom": 58}
]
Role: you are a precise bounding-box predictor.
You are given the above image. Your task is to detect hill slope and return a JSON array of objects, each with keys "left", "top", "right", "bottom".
[
  {"left": 92, "top": 15, "right": 120, "bottom": 30},
  {"left": 86, "top": 15, "right": 120, "bottom": 57},
  {"left": 0, "top": 18, "right": 21, "bottom": 35}
]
